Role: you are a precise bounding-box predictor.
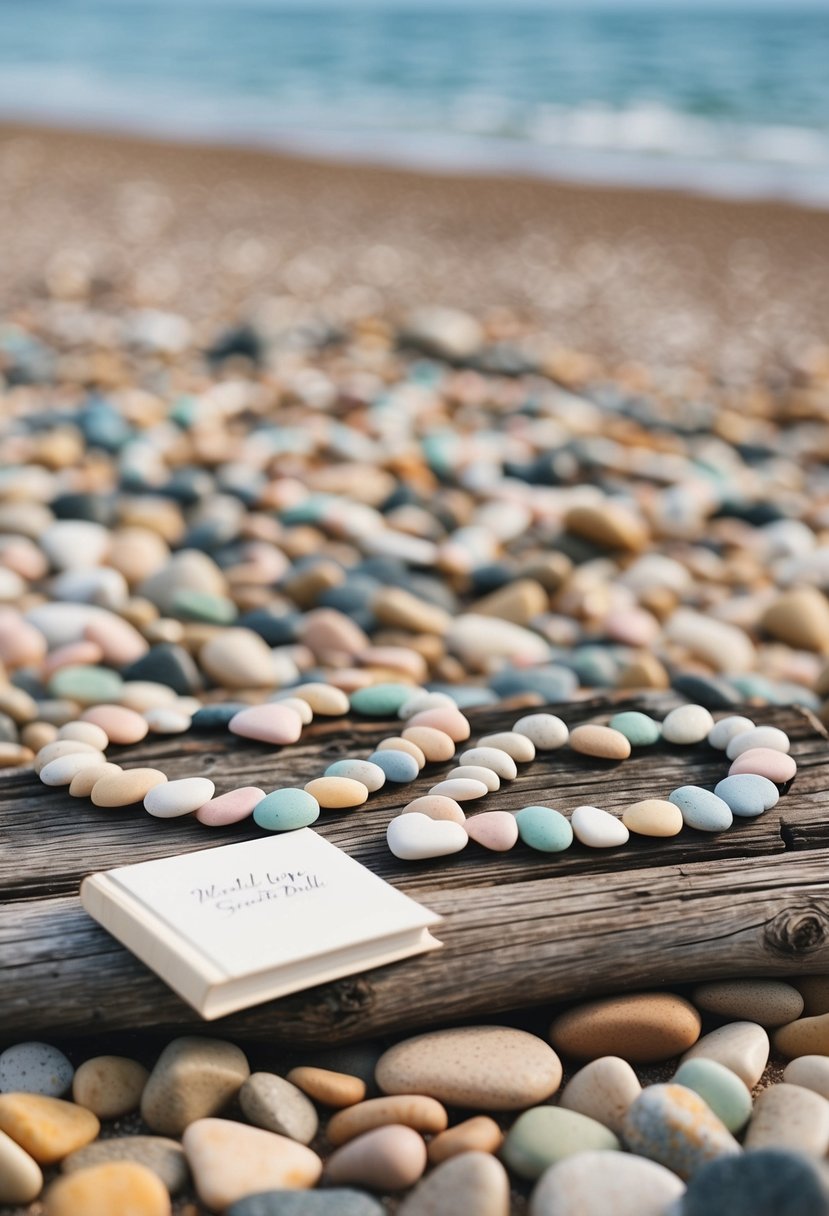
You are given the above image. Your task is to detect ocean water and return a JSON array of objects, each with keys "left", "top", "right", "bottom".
[{"left": 1, "top": 1, "right": 829, "bottom": 204}]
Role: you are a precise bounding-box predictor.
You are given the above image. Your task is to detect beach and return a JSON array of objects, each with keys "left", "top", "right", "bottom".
[{"left": 3, "top": 122, "right": 829, "bottom": 379}]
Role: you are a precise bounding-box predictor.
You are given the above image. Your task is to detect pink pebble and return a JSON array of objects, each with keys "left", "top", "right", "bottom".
[
  {"left": 229, "top": 703, "right": 303, "bottom": 744},
  {"left": 196, "top": 786, "right": 266, "bottom": 827},
  {"left": 0, "top": 608, "right": 47, "bottom": 667},
  {"left": 728, "top": 747, "right": 797, "bottom": 783},
  {"left": 406, "top": 707, "right": 471, "bottom": 742},
  {"left": 81, "top": 704, "right": 149, "bottom": 745},
  {"left": 357, "top": 646, "right": 428, "bottom": 682},
  {"left": 43, "top": 640, "right": 104, "bottom": 679},
  {"left": 84, "top": 615, "right": 149, "bottom": 666},
  {"left": 465, "top": 811, "right": 519, "bottom": 852}
]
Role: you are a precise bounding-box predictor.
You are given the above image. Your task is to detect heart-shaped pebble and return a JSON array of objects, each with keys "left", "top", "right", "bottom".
[
  {"left": 465, "top": 811, "right": 519, "bottom": 852},
  {"left": 387, "top": 813, "right": 469, "bottom": 861}
]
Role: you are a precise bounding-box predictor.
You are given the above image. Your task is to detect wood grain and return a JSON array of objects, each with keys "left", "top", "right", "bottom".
[{"left": 1, "top": 694, "right": 827, "bottom": 1043}]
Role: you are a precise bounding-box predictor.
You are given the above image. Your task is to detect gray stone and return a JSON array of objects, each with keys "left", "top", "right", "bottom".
[
  {"left": 239, "top": 1073, "right": 318, "bottom": 1144},
  {"left": 62, "top": 1135, "right": 189, "bottom": 1193},
  {"left": 226, "top": 1189, "right": 385, "bottom": 1216}
]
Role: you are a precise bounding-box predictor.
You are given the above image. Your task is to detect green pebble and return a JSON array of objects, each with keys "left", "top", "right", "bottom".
[
  {"left": 171, "top": 590, "right": 238, "bottom": 624},
  {"left": 502, "top": 1106, "right": 620, "bottom": 1180},
  {"left": 608, "top": 711, "right": 661, "bottom": 747},
  {"left": 349, "top": 683, "right": 416, "bottom": 717},
  {"left": 515, "top": 806, "right": 573, "bottom": 853},
  {"left": 48, "top": 665, "right": 123, "bottom": 704},
  {"left": 253, "top": 788, "right": 320, "bottom": 832},
  {"left": 673, "top": 1059, "right": 753, "bottom": 1133}
]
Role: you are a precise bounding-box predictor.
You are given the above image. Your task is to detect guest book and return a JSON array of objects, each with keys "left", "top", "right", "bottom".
[{"left": 81, "top": 830, "right": 443, "bottom": 1019}]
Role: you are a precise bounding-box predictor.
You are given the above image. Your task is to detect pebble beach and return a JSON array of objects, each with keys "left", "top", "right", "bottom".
[{"left": 1, "top": 120, "right": 829, "bottom": 1214}]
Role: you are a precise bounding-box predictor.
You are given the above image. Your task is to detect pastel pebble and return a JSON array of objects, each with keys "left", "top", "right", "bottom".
[
  {"left": 465, "top": 810, "right": 519, "bottom": 851},
  {"left": 428, "top": 778, "right": 489, "bottom": 801},
  {"left": 144, "top": 708, "right": 191, "bottom": 734},
  {"left": 43, "top": 1161, "right": 171, "bottom": 1216},
  {"left": 61, "top": 1136, "right": 188, "bottom": 1195},
  {"left": 668, "top": 786, "right": 733, "bottom": 831},
  {"left": 528, "top": 1150, "right": 685, "bottom": 1216},
  {"left": 673, "top": 1059, "right": 753, "bottom": 1133},
  {"left": 0, "top": 1128, "right": 43, "bottom": 1204},
  {"left": 550, "top": 993, "right": 701, "bottom": 1063},
  {"left": 621, "top": 1083, "right": 740, "bottom": 1181},
  {"left": 48, "top": 665, "right": 123, "bottom": 705},
  {"left": 141, "top": 1038, "right": 250, "bottom": 1137},
  {"left": 285, "top": 683, "right": 349, "bottom": 715},
  {"left": 68, "top": 762, "right": 122, "bottom": 797},
  {"left": 398, "top": 1151, "right": 509, "bottom": 1216},
  {"left": 375, "top": 737, "right": 426, "bottom": 767},
  {"left": 401, "top": 796, "right": 466, "bottom": 824},
  {"left": 229, "top": 704, "right": 303, "bottom": 745},
  {"left": 398, "top": 691, "right": 456, "bottom": 719},
  {"left": 143, "top": 778, "right": 216, "bottom": 819},
  {"left": 512, "top": 713, "right": 569, "bottom": 750},
  {"left": 304, "top": 777, "right": 368, "bottom": 809},
  {"left": 558, "top": 1057, "right": 642, "bottom": 1137},
  {"left": 253, "top": 788, "right": 320, "bottom": 831},
  {"left": 774, "top": 1013, "right": 829, "bottom": 1059},
  {"left": 400, "top": 726, "right": 455, "bottom": 763},
  {"left": 286, "top": 1067, "right": 366, "bottom": 1108},
  {"left": 427, "top": 1117, "right": 503, "bottom": 1165},
  {"left": 39, "top": 751, "right": 108, "bottom": 786},
  {"left": 72, "top": 1057, "right": 150, "bottom": 1119},
  {"left": 681, "top": 1022, "right": 770, "bottom": 1088},
  {"left": 193, "top": 786, "right": 265, "bottom": 827},
  {"left": 569, "top": 725, "right": 630, "bottom": 761},
  {"left": 661, "top": 704, "right": 715, "bottom": 745},
  {"left": 239, "top": 1073, "right": 319, "bottom": 1144},
  {"left": 0, "top": 1042, "right": 74, "bottom": 1097},
  {"left": 350, "top": 684, "right": 417, "bottom": 716},
  {"left": 182, "top": 1118, "right": 322, "bottom": 1209},
  {"left": 325, "top": 759, "right": 386, "bottom": 791},
  {"left": 691, "top": 979, "right": 803, "bottom": 1026},
  {"left": 607, "top": 711, "right": 661, "bottom": 747},
  {"left": 728, "top": 748, "right": 797, "bottom": 782},
  {"left": 445, "top": 765, "right": 500, "bottom": 791},
  {"left": 515, "top": 806, "right": 573, "bottom": 853},
  {"left": 326, "top": 1095, "right": 447, "bottom": 1146},
  {"left": 726, "top": 725, "right": 790, "bottom": 758},
  {"left": 324, "top": 1125, "right": 427, "bottom": 1192},
  {"left": 387, "top": 813, "right": 468, "bottom": 861},
  {"left": 503, "top": 1106, "right": 619, "bottom": 1180},
  {"left": 622, "top": 799, "right": 684, "bottom": 837},
  {"left": 405, "top": 707, "right": 470, "bottom": 742},
  {"left": 91, "top": 768, "right": 168, "bottom": 807},
  {"left": 57, "top": 721, "right": 109, "bottom": 750},
  {"left": 457, "top": 746, "right": 517, "bottom": 780},
  {"left": 783, "top": 1056, "right": 829, "bottom": 1100},
  {"left": 270, "top": 696, "right": 313, "bottom": 724},
  {"left": 744, "top": 1083, "right": 829, "bottom": 1155},
  {"left": 713, "top": 774, "right": 780, "bottom": 817},
  {"left": 365, "top": 749, "right": 420, "bottom": 783},
  {"left": 707, "top": 715, "right": 755, "bottom": 750},
  {"left": 0, "top": 1093, "right": 100, "bottom": 1163},
  {"left": 81, "top": 704, "right": 149, "bottom": 745},
  {"left": 34, "top": 739, "right": 101, "bottom": 774},
  {"left": 571, "top": 805, "right": 629, "bottom": 848},
  {"left": 476, "top": 731, "right": 535, "bottom": 762}
]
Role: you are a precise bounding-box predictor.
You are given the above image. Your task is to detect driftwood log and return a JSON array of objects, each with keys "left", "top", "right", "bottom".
[{"left": 1, "top": 693, "right": 828, "bottom": 1045}]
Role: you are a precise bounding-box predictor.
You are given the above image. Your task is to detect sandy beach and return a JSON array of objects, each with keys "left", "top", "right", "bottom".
[{"left": 2, "top": 122, "right": 829, "bottom": 378}]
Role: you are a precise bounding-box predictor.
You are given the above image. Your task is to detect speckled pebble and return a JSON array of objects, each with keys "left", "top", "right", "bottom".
[
  {"left": 668, "top": 786, "right": 733, "bottom": 832},
  {"left": 325, "top": 759, "right": 386, "bottom": 792},
  {"left": 239, "top": 1073, "right": 319, "bottom": 1144},
  {"left": 775, "top": 1012, "right": 829, "bottom": 1059},
  {"left": 253, "top": 788, "right": 320, "bottom": 831},
  {"left": 672, "top": 1059, "right": 753, "bottom": 1133},
  {"left": 691, "top": 979, "right": 803, "bottom": 1026},
  {"left": 71, "top": 1056, "right": 149, "bottom": 1119},
  {"left": 365, "top": 749, "right": 420, "bottom": 783},
  {"left": 0, "top": 1043, "right": 74, "bottom": 1098},
  {"left": 304, "top": 776, "right": 369, "bottom": 809},
  {"left": 550, "top": 993, "right": 701, "bottom": 1063},
  {"left": 713, "top": 774, "right": 780, "bottom": 817},
  {"left": 515, "top": 805, "right": 573, "bottom": 853},
  {"left": 621, "top": 1083, "right": 740, "bottom": 1180},
  {"left": 661, "top": 704, "right": 715, "bottom": 745},
  {"left": 571, "top": 805, "right": 629, "bottom": 848},
  {"left": 140, "top": 1037, "right": 250, "bottom": 1137},
  {"left": 512, "top": 713, "right": 569, "bottom": 750},
  {"left": 387, "top": 813, "right": 468, "bottom": 861}
]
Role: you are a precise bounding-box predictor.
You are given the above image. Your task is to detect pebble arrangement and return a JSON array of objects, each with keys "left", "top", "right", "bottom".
[
  {"left": 29, "top": 695, "right": 797, "bottom": 862},
  {"left": 1, "top": 975, "right": 829, "bottom": 1214}
]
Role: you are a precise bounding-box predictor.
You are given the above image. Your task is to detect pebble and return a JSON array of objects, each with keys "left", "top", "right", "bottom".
[
  {"left": 784, "top": 1056, "right": 829, "bottom": 1100},
  {"left": 569, "top": 724, "right": 631, "bottom": 761},
  {"left": 775, "top": 1012, "right": 829, "bottom": 1058},
  {"left": 728, "top": 747, "right": 797, "bottom": 782},
  {"left": 713, "top": 773, "right": 780, "bottom": 816},
  {"left": 607, "top": 710, "right": 661, "bottom": 746},
  {"left": 271, "top": 695, "right": 314, "bottom": 725},
  {"left": 229, "top": 703, "right": 303, "bottom": 745},
  {"left": 144, "top": 776, "right": 215, "bottom": 819},
  {"left": 549, "top": 993, "right": 701, "bottom": 1062},
  {"left": 286, "top": 1067, "right": 366, "bottom": 1108},
  {"left": 365, "top": 749, "right": 420, "bottom": 783},
  {"left": 0, "top": 1128, "right": 43, "bottom": 1204},
  {"left": 43, "top": 1161, "right": 171, "bottom": 1216},
  {"left": 446, "top": 614, "right": 550, "bottom": 666},
  {"left": 71, "top": 1056, "right": 149, "bottom": 1118},
  {"left": 476, "top": 730, "right": 536, "bottom": 763},
  {"left": 446, "top": 764, "right": 500, "bottom": 791},
  {"left": 558, "top": 1056, "right": 642, "bottom": 1136},
  {"left": 428, "top": 777, "right": 489, "bottom": 801},
  {"left": 144, "top": 707, "right": 192, "bottom": 734},
  {"left": 672, "top": 1059, "right": 753, "bottom": 1133},
  {"left": 305, "top": 776, "right": 369, "bottom": 809},
  {"left": 195, "top": 785, "right": 265, "bottom": 827},
  {"left": 503, "top": 1106, "right": 620, "bottom": 1179},
  {"left": 183, "top": 1118, "right": 322, "bottom": 1209},
  {"left": 61, "top": 1136, "right": 189, "bottom": 1193},
  {"left": 398, "top": 1151, "right": 510, "bottom": 1216},
  {"left": 726, "top": 725, "right": 791, "bottom": 758},
  {"left": 691, "top": 978, "right": 804, "bottom": 1026},
  {"left": 91, "top": 767, "right": 168, "bottom": 807},
  {"left": 80, "top": 704, "right": 148, "bottom": 744},
  {"left": 33, "top": 739, "right": 101, "bottom": 774},
  {"left": 621, "top": 1083, "right": 740, "bottom": 1180},
  {"left": 677, "top": 1148, "right": 829, "bottom": 1216},
  {"left": 239, "top": 1073, "right": 319, "bottom": 1144},
  {"left": 387, "top": 813, "right": 468, "bottom": 861},
  {"left": 457, "top": 746, "right": 517, "bottom": 780},
  {"left": 350, "top": 684, "right": 417, "bottom": 717},
  {"left": 226, "top": 1191, "right": 384, "bottom": 1216},
  {"left": 67, "top": 762, "right": 122, "bottom": 797},
  {"left": 681, "top": 1021, "right": 770, "bottom": 1087},
  {"left": 760, "top": 586, "right": 829, "bottom": 651},
  {"left": 325, "top": 759, "right": 386, "bottom": 792},
  {"left": 57, "top": 721, "right": 108, "bottom": 749},
  {"left": 0, "top": 1043, "right": 74, "bottom": 1098},
  {"left": 375, "top": 737, "right": 426, "bottom": 767},
  {"left": 465, "top": 810, "right": 519, "bottom": 851},
  {"left": 375, "top": 1026, "right": 562, "bottom": 1110},
  {"left": 565, "top": 502, "right": 648, "bottom": 551},
  {"left": 515, "top": 806, "right": 574, "bottom": 853},
  {"left": 401, "top": 795, "right": 466, "bottom": 824},
  {"left": 39, "top": 751, "right": 108, "bottom": 787},
  {"left": 571, "top": 805, "right": 629, "bottom": 848},
  {"left": 427, "top": 1116, "right": 503, "bottom": 1165},
  {"left": 140, "top": 1037, "right": 250, "bottom": 1136},
  {"left": 512, "top": 713, "right": 569, "bottom": 750},
  {"left": 282, "top": 682, "right": 349, "bottom": 716},
  {"left": 707, "top": 715, "right": 755, "bottom": 750},
  {"left": 528, "top": 1149, "right": 685, "bottom": 1216},
  {"left": 668, "top": 786, "right": 733, "bottom": 832},
  {"left": 406, "top": 707, "right": 471, "bottom": 742},
  {"left": 400, "top": 725, "right": 456, "bottom": 763},
  {"left": 622, "top": 798, "right": 684, "bottom": 837},
  {"left": 0, "top": 1094, "right": 99, "bottom": 1163},
  {"left": 324, "top": 1124, "right": 427, "bottom": 1191},
  {"left": 199, "top": 628, "right": 277, "bottom": 688},
  {"left": 251, "top": 788, "right": 319, "bottom": 831},
  {"left": 744, "top": 1082, "right": 829, "bottom": 1154},
  {"left": 661, "top": 704, "right": 715, "bottom": 745},
  {"left": 48, "top": 665, "right": 123, "bottom": 705},
  {"left": 795, "top": 976, "right": 829, "bottom": 1015},
  {"left": 0, "top": 742, "right": 35, "bottom": 767},
  {"left": 327, "top": 1095, "right": 447, "bottom": 1146}
]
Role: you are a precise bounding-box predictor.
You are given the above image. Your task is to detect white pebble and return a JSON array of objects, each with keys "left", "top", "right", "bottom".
[
  {"left": 458, "top": 747, "right": 518, "bottom": 781},
  {"left": 513, "top": 713, "right": 569, "bottom": 750},
  {"left": 429, "top": 778, "right": 490, "bottom": 801},
  {"left": 57, "top": 721, "right": 109, "bottom": 750},
  {"left": 144, "top": 777, "right": 216, "bottom": 818},
  {"left": 144, "top": 708, "right": 192, "bottom": 734},
  {"left": 661, "top": 704, "right": 714, "bottom": 745},
  {"left": 445, "top": 765, "right": 500, "bottom": 792},
  {"left": 707, "top": 715, "right": 755, "bottom": 750},
  {"left": 387, "top": 812, "right": 468, "bottom": 861},
  {"left": 398, "top": 691, "right": 455, "bottom": 720},
  {"left": 269, "top": 696, "right": 314, "bottom": 725},
  {"left": 39, "top": 751, "right": 107, "bottom": 786},
  {"left": 477, "top": 731, "right": 536, "bottom": 763},
  {"left": 726, "top": 725, "right": 791, "bottom": 759},
  {"left": 571, "top": 805, "right": 630, "bottom": 849}
]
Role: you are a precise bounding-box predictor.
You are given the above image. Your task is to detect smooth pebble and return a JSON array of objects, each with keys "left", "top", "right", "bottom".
[
  {"left": 607, "top": 711, "right": 661, "bottom": 746},
  {"left": 681, "top": 1022, "right": 770, "bottom": 1087},
  {"left": 621, "top": 1083, "right": 740, "bottom": 1180},
  {"left": 728, "top": 748, "right": 797, "bottom": 782},
  {"left": 0, "top": 1043, "right": 74, "bottom": 1098},
  {"left": 183, "top": 1118, "right": 321, "bottom": 1209},
  {"left": 672, "top": 1059, "right": 753, "bottom": 1133},
  {"left": 622, "top": 798, "right": 684, "bottom": 837},
  {"left": 387, "top": 813, "right": 468, "bottom": 861},
  {"left": 571, "top": 805, "right": 629, "bottom": 848},
  {"left": 446, "top": 764, "right": 500, "bottom": 791},
  {"left": 400, "top": 795, "right": 466, "bottom": 824},
  {"left": 365, "top": 749, "right": 420, "bottom": 783},
  {"left": 528, "top": 1150, "right": 685, "bottom": 1216},
  {"left": 427, "top": 1116, "right": 503, "bottom": 1165},
  {"left": 515, "top": 806, "right": 573, "bottom": 853},
  {"left": 428, "top": 777, "right": 488, "bottom": 801},
  {"left": 228, "top": 704, "right": 303, "bottom": 745},
  {"left": 196, "top": 786, "right": 265, "bottom": 827},
  {"left": 43, "top": 1162, "right": 171, "bottom": 1216},
  {"left": 476, "top": 731, "right": 535, "bottom": 763},
  {"left": 326, "top": 1095, "right": 447, "bottom": 1146},
  {"left": 558, "top": 1057, "right": 642, "bottom": 1136},
  {"left": 569, "top": 725, "right": 630, "bottom": 761},
  {"left": 325, "top": 759, "right": 386, "bottom": 792},
  {"left": 713, "top": 773, "right": 780, "bottom": 817},
  {"left": 668, "top": 786, "right": 733, "bottom": 832},
  {"left": 503, "top": 1106, "right": 620, "bottom": 1179},
  {"left": 707, "top": 715, "right": 755, "bottom": 750},
  {"left": 550, "top": 993, "right": 701, "bottom": 1062},
  {"left": 726, "top": 725, "right": 790, "bottom": 758},
  {"left": 512, "top": 713, "right": 569, "bottom": 750},
  {"left": 661, "top": 704, "right": 715, "bottom": 745},
  {"left": 398, "top": 1151, "right": 509, "bottom": 1216},
  {"left": 304, "top": 776, "right": 369, "bottom": 809},
  {"left": 457, "top": 746, "right": 517, "bottom": 780},
  {"left": 744, "top": 1082, "right": 829, "bottom": 1154},
  {"left": 239, "top": 1073, "right": 319, "bottom": 1144},
  {"left": 144, "top": 777, "right": 215, "bottom": 819},
  {"left": 72, "top": 1056, "right": 149, "bottom": 1118},
  {"left": 465, "top": 810, "right": 518, "bottom": 851}
]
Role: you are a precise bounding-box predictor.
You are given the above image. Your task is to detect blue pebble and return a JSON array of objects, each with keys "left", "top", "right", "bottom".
[
  {"left": 366, "top": 749, "right": 420, "bottom": 783},
  {"left": 489, "top": 665, "right": 577, "bottom": 701},
  {"left": 226, "top": 1190, "right": 385, "bottom": 1216},
  {"left": 253, "top": 788, "right": 320, "bottom": 832},
  {"left": 608, "top": 711, "right": 661, "bottom": 747},
  {"left": 515, "top": 806, "right": 573, "bottom": 853},
  {"left": 426, "top": 684, "right": 499, "bottom": 709},
  {"left": 679, "top": 1148, "right": 829, "bottom": 1216},
  {"left": 714, "top": 774, "right": 780, "bottom": 818},
  {"left": 668, "top": 786, "right": 733, "bottom": 832},
  {"left": 350, "top": 683, "right": 416, "bottom": 717}
]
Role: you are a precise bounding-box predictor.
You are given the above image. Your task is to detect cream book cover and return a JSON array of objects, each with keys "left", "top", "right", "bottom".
[{"left": 81, "top": 829, "right": 443, "bottom": 1019}]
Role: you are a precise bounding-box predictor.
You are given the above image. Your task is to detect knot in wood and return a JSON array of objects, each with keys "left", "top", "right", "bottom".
[
  {"left": 765, "top": 901, "right": 829, "bottom": 957},
  {"left": 330, "top": 977, "right": 374, "bottom": 1018}
]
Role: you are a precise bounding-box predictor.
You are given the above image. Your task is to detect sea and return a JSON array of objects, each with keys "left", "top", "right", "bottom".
[{"left": 1, "top": 0, "right": 829, "bottom": 206}]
